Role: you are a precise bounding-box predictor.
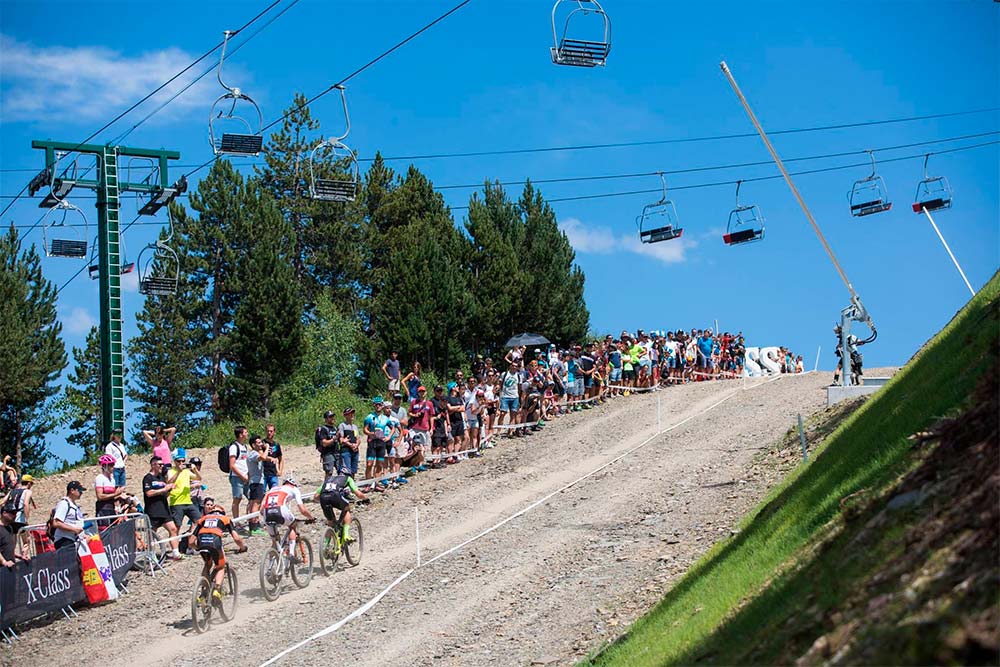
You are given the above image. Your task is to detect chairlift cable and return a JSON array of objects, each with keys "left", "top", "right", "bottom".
[{"left": 0, "top": 0, "right": 289, "bottom": 226}]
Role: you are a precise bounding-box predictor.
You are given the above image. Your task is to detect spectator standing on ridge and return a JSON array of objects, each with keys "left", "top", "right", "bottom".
[
  {"left": 104, "top": 428, "right": 127, "bottom": 488},
  {"left": 95, "top": 455, "right": 123, "bottom": 526},
  {"left": 52, "top": 481, "right": 87, "bottom": 551},
  {"left": 315, "top": 411, "right": 340, "bottom": 474},
  {"left": 228, "top": 426, "right": 250, "bottom": 522},
  {"left": 1, "top": 506, "right": 20, "bottom": 567},
  {"left": 143, "top": 425, "right": 176, "bottom": 467},
  {"left": 497, "top": 362, "right": 522, "bottom": 434},
  {"left": 263, "top": 424, "right": 283, "bottom": 490},
  {"left": 189, "top": 457, "right": 206, "bottom": 515},
  {"left": 143, "top": 457, "right": 181, "bottom": 559},
  {"left": 3, "top": 474, "right": 33, "bottom": 544},
  {"left": 244, "top": 437, "right": 268, "bottom": 536},
  {"left": 167, "top": 448, "right": 203, "bottom": 549},
  {"left": 337, "top": 408, "right": 360, "bottom": 477},
  {"left": 363, "top": 398, "right": 390, "bottom": 486},
  {"left": 430, "top": 385, "right": 452, "bottom": 465},
  {"left": 402, "top": 361, "right": 423, "bottom": 402},
  {"left": 409, "top": 386, "right": 434, "bottom": 466},
  {"left": 447, "top": 382, "right": 467, "bottom": 459},
  {"left": 382, "top": 351, "right": 401, "bottom": 394}
]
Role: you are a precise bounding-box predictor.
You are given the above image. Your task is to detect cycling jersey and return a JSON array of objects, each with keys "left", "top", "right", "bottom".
[
  {"left": 193, "top": 513, "right": 234, "bottom": 566},
  {"left": 262, "top": 485, "right": 303, "bottom": 526},
  {"left": 316, "top": 473, "right": 359, "bottom": 520}
]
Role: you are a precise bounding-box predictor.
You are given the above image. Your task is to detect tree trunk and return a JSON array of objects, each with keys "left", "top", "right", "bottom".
[
  {"left": 211, "top": 243, "right": 223, "bottom": 421},
  {"left": 14, "top": 409, "right": 22, "bottom": 472}
]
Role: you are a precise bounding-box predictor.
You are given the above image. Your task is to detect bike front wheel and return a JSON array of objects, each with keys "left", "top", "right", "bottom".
[
  {"left": 345, "top": 518, "right": 364, "bottom": 566},
  {"left": 259, "top": 547, "right": 283, "bottom": 601},
  {"left": 290, "top": 537, "right": 313, "bottom": 589},
  {"left": 216, "top": 565, "right": 239, "bottom": 621},
  {"left": 318, "top": 525, "right": 340, "bottom": 576},
  {"left": 191, "top": 576, "right": 212, "bottom": 634}
]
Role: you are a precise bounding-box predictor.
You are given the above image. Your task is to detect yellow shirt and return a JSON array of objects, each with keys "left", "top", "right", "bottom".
[{"left": 168, "top": 468, "right": 193, "bottom": 506}]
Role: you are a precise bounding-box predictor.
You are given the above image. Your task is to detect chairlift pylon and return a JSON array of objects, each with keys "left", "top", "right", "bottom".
[
  {"left": 42, "top": 199, "right": 89, "bottom": 259},
  {"left": 848, "top": 150, "right": 892, "bottom": 217},
  {"left": 723, "top": 180, "right": 765, "bottom": 246},
  {"left": 637, "top": 173, "right": 683, "bottom": 244},
  {"left": 912, "top": 153, "right": 953, "bottom": 213},
  {"left": 208, "top": 30, "right": 264, "bottom": 157},
  {"left": 550, "top": 0, "right": 611, "bottom": 68},
  {"left": 137, "top": 209, "right": 180, "bottom": 296},
  {"left": 309, "top": 85, "right": 360, "bottom": 203}
]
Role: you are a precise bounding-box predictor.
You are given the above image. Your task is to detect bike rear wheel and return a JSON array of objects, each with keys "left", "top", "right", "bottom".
[
  {"left": 290, "top": 537, "right": 313, "bottom": 588},
  {"left": 259, "top": 547, "right": 283, "bottom": 601},
  {"left": 345, "top": 518, "right": 364, "bottom": 566},
  {"left": 318, "top": 525, "right": 340, "bottom": 576},
  {"left": 191, "top": 576, "right": 212, "bottom": 634},
  {"left": 216, "top": 565, "right": 239, "bottom": 621}
]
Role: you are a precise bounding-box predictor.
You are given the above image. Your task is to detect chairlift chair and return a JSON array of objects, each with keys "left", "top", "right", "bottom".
[
  {"left": 42, "top": 200, "right": 89, "bottom": 259},
  {"left": 309, "top": 86, "right": 360, "bottom": 202},
  {"left": 848, "top": 150, "right": 892, "bottom": 217},
  {"left": 723, "top": 180, "right": 765, "bottom": 246},
  {"left": 208, "top": 31, "right": 264, "bottom": 156},
  {"left": 138, "top": 210, "right": 180, "bottom": 296},
  {"left": 637, "top": 173, "right": 683, "bottom": 244},
  {"left": 912, "top": 154, "right": 953, "bottom": 213},
  {"left": 32, "top": 152, "right": 79, "bottom": 208},
  {"left": 550, "top": 0, "right": 612, "bottom": 68}
]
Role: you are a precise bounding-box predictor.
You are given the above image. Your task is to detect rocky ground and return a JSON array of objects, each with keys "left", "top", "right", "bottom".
[{"left": 3, "top": 370, "right": 860, "bottom": 667}]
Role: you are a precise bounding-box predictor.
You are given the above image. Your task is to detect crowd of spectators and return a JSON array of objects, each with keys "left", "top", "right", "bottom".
[{"left": 0, "top": 327, "right": 804, "bottom": 567}]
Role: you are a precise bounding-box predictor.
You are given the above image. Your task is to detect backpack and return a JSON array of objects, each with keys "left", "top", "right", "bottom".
[
  {"left": 1, "top": 487, "right": 24, "bottom": 515},
  {"left": 218, "top": 443, "right": 232, "bottom": 473},
  {"left": 45, "top": 507, "right": 57, "bottom": 541}
]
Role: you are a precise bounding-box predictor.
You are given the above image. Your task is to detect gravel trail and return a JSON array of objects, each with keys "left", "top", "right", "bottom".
[{"left": 5, "top": 372, "right": 835, "bottom": 667}]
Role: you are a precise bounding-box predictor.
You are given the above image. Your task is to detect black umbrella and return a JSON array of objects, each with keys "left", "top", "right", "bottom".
[{"left": 504, "top": 332, "right": 551, "bottom": 348}]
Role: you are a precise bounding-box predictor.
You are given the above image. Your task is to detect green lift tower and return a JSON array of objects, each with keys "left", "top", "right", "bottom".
[{"left": 29, "top": 141, "right": 183, "bottom": 445}]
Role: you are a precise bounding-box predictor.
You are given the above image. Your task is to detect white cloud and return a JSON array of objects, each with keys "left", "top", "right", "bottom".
[
  {"left": 560, "top": 217, "right": 695, "bottom": 265},
  {"left": 120, "top": 267, "right": 139, "bottom": 293},
  {"left": 61, "top": 307, "right": 97, "bottom": 335},
  {"left": 0, "top": 34, "right": 226, "bottom": 125}
]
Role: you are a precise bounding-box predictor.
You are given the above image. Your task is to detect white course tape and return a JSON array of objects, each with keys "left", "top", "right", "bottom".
[
  {"left": 260, "top": 370, "right": 795, "bottom": 666},
  {"left": 604, "top": 384, "right": 659, "bottom": 392},
  {"left": 259, "top": 569, "right": 415, "bottom": 667},
  {"left": 492, "top": 420, "right": 541, "bottom": 431},
  {"left": 425, "top": 447, "right": 480, "bottom": 461}
]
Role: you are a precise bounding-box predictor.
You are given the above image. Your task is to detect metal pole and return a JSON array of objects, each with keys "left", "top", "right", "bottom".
[
  {"left": 414, "top": 507, "right": 421, "bottom": 568},
  {"left": 813, "top": 346, "right": 821, "bottom": 373},
  {"left": 921, "top": 206, "right": 975, "bottom": 297},
  {"left": 797, "top": 414, "right": 808, "bottom": 462},
  {"left": 719, "top": 62, "right": 859, "bottom": 302}
]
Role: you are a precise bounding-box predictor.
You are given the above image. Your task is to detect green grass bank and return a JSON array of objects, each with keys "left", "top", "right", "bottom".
[{"left": 588, "top": 270, "right": 1000, "bottom": 667}]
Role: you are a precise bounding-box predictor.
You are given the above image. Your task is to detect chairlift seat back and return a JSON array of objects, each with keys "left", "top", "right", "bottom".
[
  {"left": 49, "top": 239, "right": 88, "bottom": 258},
  {"left": 140, "top": 277, "right": 178, "bottom": 296},
  {"left": 640, "top": 225, "right": 683, "bottom": 244},
  {"left": 312, "top": 178, "right": 358, "bottom": 203},
  {"left": 912, "top": 198, "right": 951, "bottom": 213},
  {"left": 850, "top": 200, "right": 892, "bottom": 217},
  {"left": 912, "top": 175, "right": 952, "bottom": 214},
  {"left": 723, "top": 228, "right": 763, "bottom": 246},
  {"left": 551, "top": 39, "right": 610, "bottom": 67},
  {"left": 217, "top": 133, "right": 263, "bottom": 156}
]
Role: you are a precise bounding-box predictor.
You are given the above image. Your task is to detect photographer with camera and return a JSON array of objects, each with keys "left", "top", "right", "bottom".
[{"left": 166, "top": 448, "right": 202, "bottom": 553}]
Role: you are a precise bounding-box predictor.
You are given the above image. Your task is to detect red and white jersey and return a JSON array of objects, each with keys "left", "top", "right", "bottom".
[{"left": 262, "top": 485, "right": 303, "bottom": 511}]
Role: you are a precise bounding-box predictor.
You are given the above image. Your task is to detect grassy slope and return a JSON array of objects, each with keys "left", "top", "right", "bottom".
[{"left": 589, "top": 270, "right": 1000, "bottom": 667}]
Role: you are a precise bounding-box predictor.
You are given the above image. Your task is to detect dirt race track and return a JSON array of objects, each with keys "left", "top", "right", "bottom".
[{"left": 4, "top": 372, "right": 839, "bottom": 667}]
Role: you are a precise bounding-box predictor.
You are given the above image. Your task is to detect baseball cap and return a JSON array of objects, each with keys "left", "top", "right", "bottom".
[
  {"left": 0, "top": 505, "right": 15, "bottom": 515},
  {"left": 172, "top": 447, "right": 187, "bottom": 460},
  {"left": 190, "top": 457, "right": 202, "bottom": 466},
  {"left": 21, "top": 474, "right": 35, "bottom": 484},
  {"left": 446, "top": 381, "right": 457, "bottom": 391},
  {"left": 66, "top": 480, "right": 86, "bottom": 493},
  {"left": 372, "top": 396, "right": 384, "bottom": 405},
  {"left": 324, "top": 410, "right": 335, "bottom": 419},
  {"left": 417, "top": 385, "right": 427, "bottom": 392},
  {"left": 344, "top": 406, "right": 356, "bottom": 414},
  {"left": 433, "top": 385, "right": 443, "bottom": 392},
  {"left": 392, "top": 392, "right": 403, "bottom": 399}
]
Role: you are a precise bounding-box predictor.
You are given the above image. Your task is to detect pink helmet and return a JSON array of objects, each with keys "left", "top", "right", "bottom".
[{"left": 99, "top": 454, "right": 116, "bottom": 466}]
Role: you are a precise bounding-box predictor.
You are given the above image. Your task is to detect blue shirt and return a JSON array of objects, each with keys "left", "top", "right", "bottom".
[
  {"left": 609, "top": 350, "right": 622, "bottom": 368},
  {"left": 698, "top": 335, "right": 714, "bottom": 356}
]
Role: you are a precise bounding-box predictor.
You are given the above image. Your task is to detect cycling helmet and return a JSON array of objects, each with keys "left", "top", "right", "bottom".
[
  {"left": 206, "top": 506, "right": 226, "bottom": 516},
  {"left": 98, "top": 454, "right": 116, "bottom": 466},
  {"left": 283, "top": 476, "right": 299, "bottom": 486}
]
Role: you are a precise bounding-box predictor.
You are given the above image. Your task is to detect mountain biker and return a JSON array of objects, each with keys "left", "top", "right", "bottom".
[
  {"left": 261, "top": 477, "right": 315, "bottom": 560},
  {"left": 316, "top": 466, "right": 368, "bottom": 546},
  {"left": 189, "top": 499, "right": 247, "bottom": 598}
]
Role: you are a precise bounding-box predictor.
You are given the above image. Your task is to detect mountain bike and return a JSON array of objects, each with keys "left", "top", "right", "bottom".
[
  {"left": 318, "top": 510, "right": 364, "bottom": 575},
  {"left": 258, "top": 520, "right": 313, "bottom": 601},
  {"left": 191, "top": 549, "right": 238, "bottom": 634}
]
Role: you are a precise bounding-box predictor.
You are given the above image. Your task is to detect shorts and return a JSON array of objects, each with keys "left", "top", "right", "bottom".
[
  {"left": 609, "top": 368, "right": 622, "bottom": 382},
  {"left": 229, "top": 475, "right": 247, "bottom": 499},
  {"left": 451, "top": 421, "right": 465, "bottom": 437},
  {"left": 321, "top": 452, "right": 339, "bottom": 474},
  {"left": 319, "top": 491, "right": 348, "bottom": 521},
  {"left": 148, "top": 515, "right": 175, "bottom": 531},
  {"left": 466, "top": 415, "right": 480, "bottom": 430},
  {"left": 584, "top": 376, "right": 593, "bottom": 388},
  {"left": 639, "top": 358, "right": 652, "bottom": 369},
  {"left": 574, "top": 378, "right": 584, "bottom": 395},
  {"left": 623, "top": 368, "right": 636, "bottom": 380},
  {"left": 113, "top": 468, "right": 126, "bottom": 487},
  {"left": 196, "top": 535, "right": 226, "bottom": 568},
  {"left": 366, "top": 439, "right": 386, "bottom": 461},
  {"left": 499, "top": 397, "right": 520, "bottom": 412},
  {"left": 264, "top": 505, "right": 295, "bottom": 528},
  {"left": 265, "top": 474, "right": 280, "bottom": 489},
  {"left": 247, "top": 483, "right": 265, "bottom": 501},
  {"left": 432, "top": 433, "right": 449, "bottom": 449},
  {"left": 667, "top": 357, "right": 678, "bottom": 369},
  {"left": 388, "top": 378, "right": 401, "bottom": 391}
]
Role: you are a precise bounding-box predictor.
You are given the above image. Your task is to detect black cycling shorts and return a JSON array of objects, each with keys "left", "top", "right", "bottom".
[
  {"left": 319, "top": 491, "right": 348, "bottom": 521},
  {"left": 264, "top": 507, "right": 286, "bottom": 525},
  {"left": 196, "top": 534, "right": 225, "bottom": 566}
]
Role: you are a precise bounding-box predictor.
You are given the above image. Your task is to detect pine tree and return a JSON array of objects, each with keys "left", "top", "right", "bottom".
[
  {"left": 64, "top": 326, "right": 102, "bottom": 461},
  {"left": 228, "top": 184, "right": 305, "bottom": 418},
  {"left": 0, "top": 225, "right": 67, "bottom": 472},
  {"left": 128, "top": 204, "right": 206, "bottom": 434}
]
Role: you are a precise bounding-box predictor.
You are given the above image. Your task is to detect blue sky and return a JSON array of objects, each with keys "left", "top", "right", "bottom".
[{"left": 2, "top": 1, "right": 998, "bottom": 462}]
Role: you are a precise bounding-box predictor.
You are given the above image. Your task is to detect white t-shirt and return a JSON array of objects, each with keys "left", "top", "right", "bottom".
[
  {"left": 105, "top": 441, "right": 127, "bottom": 469},
  {"left": 663, "top": 341, "right": 678, "bottom": 358},
  {"left": 462, "top": 389, "right": 479, "bottom": 421},
  {"left": 228, "top": 441, "right": 249, "bottom": 477},
  {"left": 500, "top": 371, "right": 520, "bottom": 400},
  {"left": 53, "top": 497, "right": 84, "bottom": 543}
]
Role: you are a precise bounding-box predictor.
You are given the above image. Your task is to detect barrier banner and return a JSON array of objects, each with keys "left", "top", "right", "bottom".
[
  {"left": 0, "top": 546, "right": 84, "bottom": 629},
  {"left": 100, "top": 519, "right": 137, "bottom": 587}
]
